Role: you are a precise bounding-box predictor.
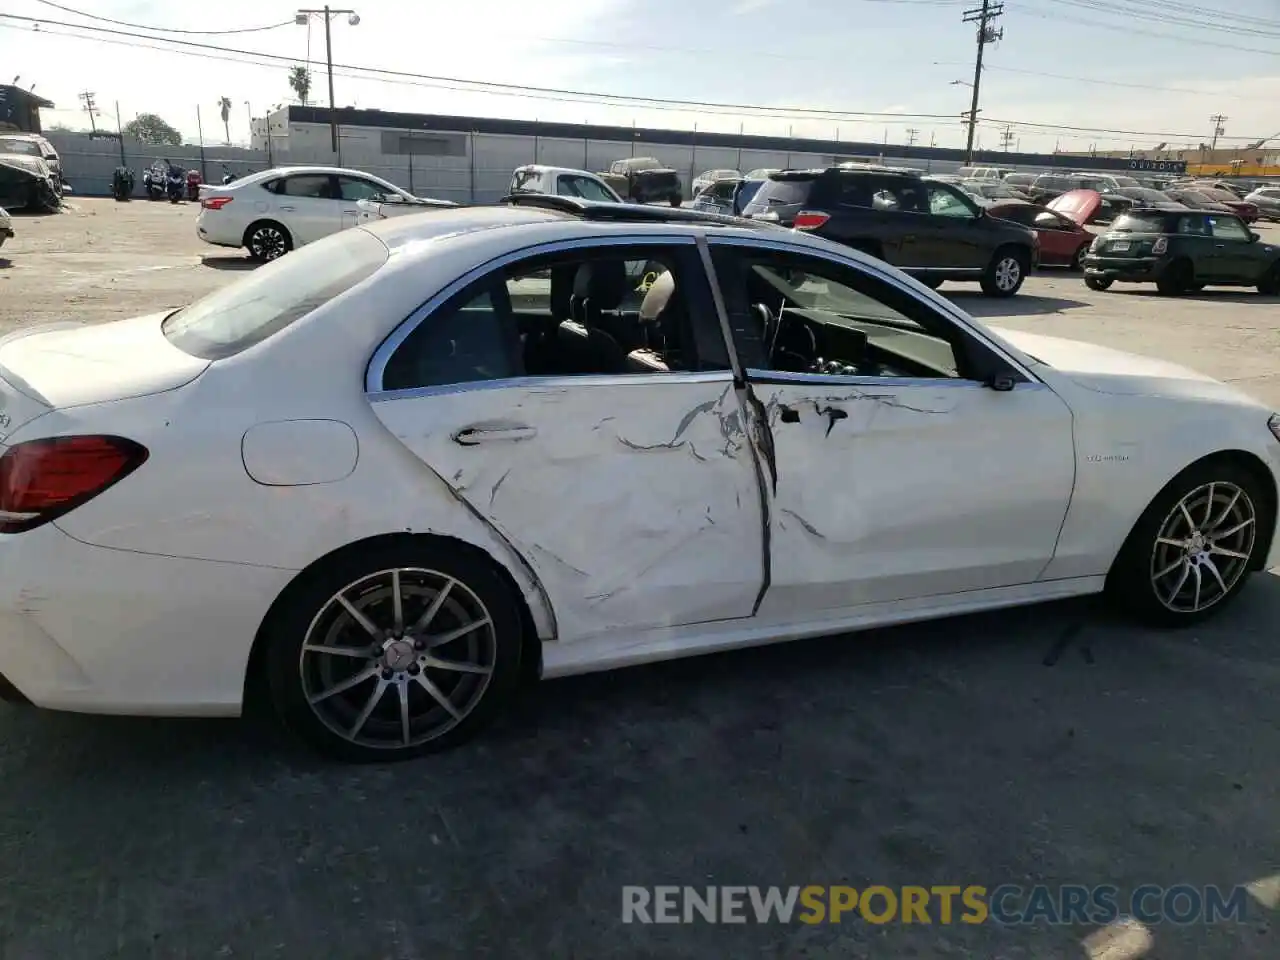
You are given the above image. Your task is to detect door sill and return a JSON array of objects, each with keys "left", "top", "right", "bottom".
[{"left": 541, "top": 576, "right": 1105, "bottom": 678}]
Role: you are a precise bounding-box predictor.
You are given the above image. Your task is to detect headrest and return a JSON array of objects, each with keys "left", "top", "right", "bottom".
[
  {"left": 639, "top": 270, "right": 676, "bottom": 324},
  {"left": 572, "top": 261, "right": 630, "bottom": 311},
  {"left": 549, "top": 265, "right": 576, "bottom": 320}
]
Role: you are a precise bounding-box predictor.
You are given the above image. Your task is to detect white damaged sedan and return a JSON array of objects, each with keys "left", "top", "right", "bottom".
[{"left": 1, "top": 197, "right": 1278, "bottom": 761}]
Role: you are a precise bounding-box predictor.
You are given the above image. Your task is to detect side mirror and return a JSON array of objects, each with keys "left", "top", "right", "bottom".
[
  {"left": 1250, "top": 231, "right": 1260, "bottom": 242},
  {"left": 986, "top": 371, "right": 1017, "bottom": 392}
]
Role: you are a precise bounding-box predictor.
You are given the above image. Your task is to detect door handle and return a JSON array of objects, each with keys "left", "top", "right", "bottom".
[
  {"left": 277, "top": 205, "right": 295, "bottom": 211},
  {"left": 343, "top": 209, "right": 358, "bottom": 215},
  {"left": 1214, "top": 243, "right": 1226, "bottom": 248},
  {"left": 453, "top": 426, "right": 537, "bottom": 445}
]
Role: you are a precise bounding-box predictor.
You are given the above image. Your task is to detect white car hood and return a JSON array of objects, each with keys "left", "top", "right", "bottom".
[
  {"left": 993, "top": 328, "right": 1264, "bottom": 406},
  {"left": 0, "top": 312, "right": 210, "bottom": 410}
]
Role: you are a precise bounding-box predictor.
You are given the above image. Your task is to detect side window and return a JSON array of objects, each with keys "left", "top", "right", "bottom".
[
  {"left": 1175, "top": 215, "right": 1205, "bottom": 235},
  {"left": 834, "top": 177, "right": 872, "bottom": 208},
  {"left": 379, "top": 245, "right": 730, "bottom": 392},
  {"left": 338, "top": 176, "right": 388, "bottom": 201},
  {"left": 279, "top": 175, "right": 335, "bottom": 198},
  {"left": 927, "top": 184, "right": 975, "bottom": 218},
  {"left": 867, "top": 179, "right": 926, "bottom": 213},
  {"left": 1208, "top": 216, "right": 1250, "bottom": 241},
  {"left": 710, "top": 247, "right": 968, "bottom": 381}
]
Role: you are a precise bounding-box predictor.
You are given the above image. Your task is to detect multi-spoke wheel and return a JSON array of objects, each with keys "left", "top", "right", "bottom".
[
  {"left": 245, "top": 221, "right": 292, "bottom": 262},
  {"left": 265, "top": 540, "right": 524, "bottom": 761},
  {"left": 981, "top": 246, "right": 1029, "bottom": 298},
  {"left": 1108, "top": 460, "right": 1270, "bottom": 625}
]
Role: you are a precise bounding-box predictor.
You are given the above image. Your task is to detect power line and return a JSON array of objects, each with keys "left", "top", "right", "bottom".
[
  {"left": 983, "top": 65, "right": 1279, "bottom": 102},
  {"left": 32, "top": 0, "right": 294, "bottom": 35},
  {"left": 1014, "top": 4, "right": 1280, "bottom": 56},
  {"left": 1, "top": 13, "right": 1270, "bottom": 144}
]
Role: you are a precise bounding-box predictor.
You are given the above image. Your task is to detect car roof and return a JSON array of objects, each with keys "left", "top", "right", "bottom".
[{"left": 359, "top": 196, "right": 789, "bottom": 253}]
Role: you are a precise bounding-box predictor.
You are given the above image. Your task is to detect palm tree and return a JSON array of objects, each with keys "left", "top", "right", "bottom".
[
  {"left": 287, "top": 67, "right": 312, "bottom": 106},
  {"left": 217, "top": 96, "right": 232, "bottom": 145}
]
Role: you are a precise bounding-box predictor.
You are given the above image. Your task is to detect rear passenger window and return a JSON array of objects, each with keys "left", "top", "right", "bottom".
[
  {"left": 279, "top": 175, "right": 334, "bottom": 198},
  {"left": 868, "top": 180, "right": 926, "bottom": 213},
  {"left": 378, "top": 246, "right": 730, "bottom": 392}
]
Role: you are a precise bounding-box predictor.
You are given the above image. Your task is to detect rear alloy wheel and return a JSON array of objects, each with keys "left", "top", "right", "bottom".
[
  {"left": 265, "top": 541, "right": 524, "bottom": 761},
  {"left": 1107, "top": 461, "right": 1269, "bottom": 626},
  {"left": 1258, "top": 262, "right": 1280, "bottom": 296},
  {"left": 246, "top": 221, "right": 292, "bottom": 262},
  {"left": 980, "top": 247, "right": 1028, "bottom": 297},
  {"left": 1156, "top": 258, "right": 1193, "bottom": 296},
  {"left": 1085, "top": 275, "right": 1113, "bottom": 291}
]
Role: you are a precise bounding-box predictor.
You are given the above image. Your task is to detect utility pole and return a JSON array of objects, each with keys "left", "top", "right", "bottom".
[
  {"left": 999, "top": 124, "right": 1015, "bottom": 151},
  {"left": 961, "top": 0, "right": 1003, "bottom": 164},
  {"left": 905, "top": 127, "right": 919, "bottom": 148},
  {"left": 78, "top": 90, "right": 99, "bottom": 134},
  {"left": 297, "top": 7, "right": 360, "bottom": 164},
  {"left": 1209, "top": 114, "right": 1227, "bottom": 152}
]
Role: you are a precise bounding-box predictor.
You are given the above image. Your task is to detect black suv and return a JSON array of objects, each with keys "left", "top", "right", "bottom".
[{"left": 741, "top": 166, "right": 1039, "bottom": 296}]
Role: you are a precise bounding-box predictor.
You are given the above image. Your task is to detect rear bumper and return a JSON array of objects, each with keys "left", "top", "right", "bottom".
[
  {"left": 195, "top": 215, "right": 243, "bottom": 249},
  {"left": 1082, "top": 254, "right": 1171, "bottom": 282},
  {"left": 0, "top": 523, "right": 294, "bottom": 716}
]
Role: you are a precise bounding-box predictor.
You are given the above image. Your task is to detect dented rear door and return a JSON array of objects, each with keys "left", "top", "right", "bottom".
[{"left": 368, "top": 237, "right": 766, "bottom": 645}]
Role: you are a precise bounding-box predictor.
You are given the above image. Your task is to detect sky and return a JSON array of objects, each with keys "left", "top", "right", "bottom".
[{"left": 2, "top": 0, "right": 1279, "bottom": 155}]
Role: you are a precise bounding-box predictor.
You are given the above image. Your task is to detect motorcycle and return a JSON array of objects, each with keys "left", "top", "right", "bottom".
[
  {"left": 186, "top": 170, "right": 202, "bottom": 202},
  {"left": 166, "top": 166, "right": 186, "bottom": 203},
  {"left": 142, "top": 161, "right": 167, "bottom": 201},
  {"left": 112, "top": 166, "right": 135, "bottom": 201}
]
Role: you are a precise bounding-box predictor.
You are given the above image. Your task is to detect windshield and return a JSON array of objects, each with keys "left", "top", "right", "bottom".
[
  {"left": 1109, "top": 176, "right": 1140, "bottom": 187},
  {"left": 162, "top": 229, "right": 387, "bottom": 360},
  {"left": 1201, "top": 188, "right": 1236, "bottom": 202},
  {"left": 1111, "top": 212, "right": 1168, "bottom": 233},
  {"left": 979, "top": 184, "right": 1017, "bottom": 197},
  {"left": 0, "top": 138, "right": 40, "bottom": 157}
]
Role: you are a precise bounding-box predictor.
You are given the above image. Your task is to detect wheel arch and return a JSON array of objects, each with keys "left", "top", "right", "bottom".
[
  {"left": 1111, "top": 449, "right": 1277, "bottom": 577},
  {"left": 242, "top": 532, "right": 545, "bottom": 711}
]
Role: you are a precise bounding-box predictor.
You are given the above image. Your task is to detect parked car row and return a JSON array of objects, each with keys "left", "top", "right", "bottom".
[{"left": 0, "top": 133, "right": 63, "bottom": 212}]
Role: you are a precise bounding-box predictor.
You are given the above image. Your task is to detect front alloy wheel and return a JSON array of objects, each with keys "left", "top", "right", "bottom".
[
  {"left": 1149, "top": 482, "right": 1255, "bottom": 614},
  {"left": 1108, "top": 460, "right": 1268, "bottom": 625}
]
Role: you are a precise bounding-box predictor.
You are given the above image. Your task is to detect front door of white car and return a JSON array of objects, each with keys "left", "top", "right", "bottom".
[
  {"left": 367, "top": 238, "right": 766, "bottom": 644},
  {"left": 270, "top": 173, "right": 343, "bottom": 245},
  {"left": 709, "top": 240, "right": 1076, "bottom": 616},
  {"left": 338, "top": 175, "right": 396, "bottom": 230}
]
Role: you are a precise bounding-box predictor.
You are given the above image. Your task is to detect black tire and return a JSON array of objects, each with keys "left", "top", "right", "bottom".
[
  {"left": 1156, "top": 258, "right": 1193, "bottom": 296},
  {"left": 1188, "top": 283, "right": 1206, "bottom": 292},
  {"left": 1070, "top": 244, "right": 1088, "bottom": 272},
  {"left": 245, "top": 220, "right": 293, "bottom": 262},
  {"left": 980, "top": 246, "right": 1029, "bottom": 297},
  {"left": 263, "top": 537, "right": 526, "bottom": 762},
  {"left": 1258, "top": 262, "right": 1280, "bottom": 296},
  {"left": 1085, "top": 275, "right": 1113, "bottom": 291},
  {"left": 1106, "top": 458, "right": 1271, "bottom": 627}
]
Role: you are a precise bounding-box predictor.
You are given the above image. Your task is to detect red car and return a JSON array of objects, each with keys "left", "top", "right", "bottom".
[
  {"left": 1194, "top": 187, "right": 1260, "bottom": 223},
  {"left": 985, "top": 194, "right": 1095, "bottom": 269}
]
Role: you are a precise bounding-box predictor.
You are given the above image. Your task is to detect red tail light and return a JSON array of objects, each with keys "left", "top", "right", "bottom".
[
  {"left": 201, "top": 196, "right": 233, "bottom": 210},
  {"left": 0, "top": 435, "right": 148, "bottom": 533},
  {"left": 792, "top": 211, "right": 831, "bottom": 231}
]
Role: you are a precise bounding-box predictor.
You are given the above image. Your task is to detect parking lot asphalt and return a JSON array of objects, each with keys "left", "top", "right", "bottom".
[{"left": 0, "top": 200, "right": 1278, "bottom": 959}]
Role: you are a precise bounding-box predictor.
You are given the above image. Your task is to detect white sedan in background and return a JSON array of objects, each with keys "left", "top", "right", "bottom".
[
  {"left": 1, "top": 197, "right": 1278, "bottom": 762},
  {"left": 196, "top": 165, "right": 451, "bottom": 261}
]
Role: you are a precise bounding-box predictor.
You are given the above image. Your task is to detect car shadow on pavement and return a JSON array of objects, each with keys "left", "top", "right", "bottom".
[
  {"left": 200, "top": 255, "right": 258, "bottom": 271},
  {"left": 0, "top": 258, "right": 10, "bottom": 269},
  {"left": 1117, "top": 289, "right": 1280, "bottom": 304},
  {"left": 946, "top": 291, "right": 1091, "bottom": 317}
]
